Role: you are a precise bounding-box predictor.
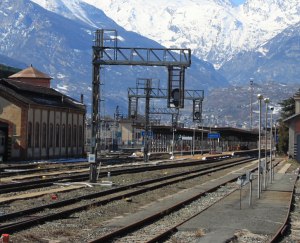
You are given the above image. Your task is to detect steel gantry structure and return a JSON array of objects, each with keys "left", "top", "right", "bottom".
[
  {"left": 128, "top": 79, "right": 204, "bottom": 162},
  {"left": 90, "top": 29, "right": 192, "bottom": 182}
]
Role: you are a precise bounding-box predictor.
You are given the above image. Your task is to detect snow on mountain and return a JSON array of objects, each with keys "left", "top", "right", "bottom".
[
  {"left": 0, "top": 0, "right": 228, "bottom": 116},
  {"left": 220, "top": 21, "right": 300, "bottom": 85},
  {"left": 80, "top": 0, "right": 300, "bottom": 67}
]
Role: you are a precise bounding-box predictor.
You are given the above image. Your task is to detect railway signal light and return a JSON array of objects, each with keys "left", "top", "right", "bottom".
[
  {"left": 167, "top": 67, "right": 185, "bottom": 108},
  {"left": 171, "top": 88, "right": 180, "bottom": 107},
  {"left": 193, "top": 99, "right": 202, "bottom": 121}
]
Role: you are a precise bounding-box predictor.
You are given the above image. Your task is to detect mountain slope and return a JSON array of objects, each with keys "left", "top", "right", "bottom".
[
  {"left": 0, "top": 0, "right": 228, "bottom": 115},
  {"left": 0, "top": 54, "right": 27, "bottom": 70},
  {"left": 81, "top": 0, "right": 300, "bottom": 67},
  {"left": 220, "top": 22, "right": 300, "bottom": 84}
]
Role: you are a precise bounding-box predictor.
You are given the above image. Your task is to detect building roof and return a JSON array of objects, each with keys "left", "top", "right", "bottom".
[
  {"left": 0, "top": 78, "right": 85, "bottom": 112},
  {"left": 283, "top": 113, "right": 300, "bottom": 124},
  {"left": 8, "top": 66, "right": 52, "bottom": 79}
]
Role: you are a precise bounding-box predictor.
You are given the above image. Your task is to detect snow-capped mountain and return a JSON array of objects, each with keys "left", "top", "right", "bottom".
[
  {"left": 0, "top": 0, "right": 228, "bottom": 115},
  {"left": 220, "top": 21, "right": 300, "bottom": 84},
  {"left": 79, "top": 0, "right": 300, "bottom": 67},
  {"left": 29, "top": 0, "right": 300, "bottom": 75}
]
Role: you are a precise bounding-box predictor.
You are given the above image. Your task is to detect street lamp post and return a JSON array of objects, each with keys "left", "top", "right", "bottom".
[
  {"left": 171, "top": 127, "right": 175, "bottom": 160},
  {"left": 273, "top": 121, "right": 278, "bottom": 180},
  {"left": 257, "top": 94, "right": 264, "bottom": 198},
  {"left": 201, "top": 119, "right": 204, "bottom": 155},
  {"left": 264, "top": 98, "right": 269, "bottom": 189},
  {"left": 250, "top": 78, "right": 254, "bottom": 130},
  {"left": 170, "top": 112, "right": 178, "bottom": 160},
  {"left": 270, "top": 107, "right": 274, "bottom": 183},
  {"left": 192, "top": 125, "right": 195, "bottom": 156}
]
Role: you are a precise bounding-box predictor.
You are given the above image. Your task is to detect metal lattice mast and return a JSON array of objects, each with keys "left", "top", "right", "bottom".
[{"left": 90, "top": 29, "right": 191, "bottom": 182}]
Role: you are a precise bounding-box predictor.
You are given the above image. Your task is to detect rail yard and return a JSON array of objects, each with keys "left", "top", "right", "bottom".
[
  {"left": 0, "top": 151, "right": 299, "bottom": 243},
  {"left": 0, "top": 27, "right": 299, "bottom": 243}
]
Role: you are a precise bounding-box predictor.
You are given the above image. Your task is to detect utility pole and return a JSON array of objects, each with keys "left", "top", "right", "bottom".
[
  {"left": 264, "top": 98, "right": 270, "bottom": 189},
  {"left": 250, "top": 78, "right": 254, "bottom": 130},
  {"left": 143, "top": 79, "right": 151, "bottom": 162},
  {"left": 257, "top": 94, "right": 264, "bottom": 198}
]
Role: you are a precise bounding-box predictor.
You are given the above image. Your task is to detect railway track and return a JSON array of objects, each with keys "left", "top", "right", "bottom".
[
  {"left": 0, "top": 157, "right": 255, "bottom": 235},
  {"left": 0, "top": 149, "right": 258, "bottom": 178},
  {"left": 0, "top": 154, "right": 232, "bottom": 194},
  {"left": 0, "top": 155, "right": 138, "bottom": 178},
  {"left": 93, "top": 185, "right": 238, "bottom": 243},
  {"left": 0, "top": 152, "right": 178, "bottom": 182},
  {"left": 89, "top": 160, "right": 281, "bottom": 243}
]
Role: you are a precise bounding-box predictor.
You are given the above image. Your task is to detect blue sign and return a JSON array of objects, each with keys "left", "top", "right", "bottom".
[
  {"left": 141, "top": 131, "right": 153, "bottom": 137},
  {"left": 208, "top": 133, "right": 220, "bottom": 139}
]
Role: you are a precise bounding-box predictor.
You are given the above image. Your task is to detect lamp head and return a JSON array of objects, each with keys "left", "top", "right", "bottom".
[
  {"left": 264, "top": 98, "right": 270, "bottom": 104},
  {"left": 257, "top": 94, "right": 263, "bottom": 100}
]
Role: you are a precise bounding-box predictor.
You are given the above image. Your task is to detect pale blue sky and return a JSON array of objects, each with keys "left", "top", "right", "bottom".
[{"left": 231, "top": 0, "right": 246, "bottom": 5}]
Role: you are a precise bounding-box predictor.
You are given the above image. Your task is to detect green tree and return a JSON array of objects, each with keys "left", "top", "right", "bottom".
[{"left": 278, "top": 89, "right": 300, "bottom": 154}]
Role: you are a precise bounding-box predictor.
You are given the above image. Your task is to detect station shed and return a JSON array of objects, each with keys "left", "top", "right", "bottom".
[
  {"left": 130, "top": 124, "right": 259, "bottom": 153},
  {"left": 210, "top": 127, "right": 259, "bottom": 151}
]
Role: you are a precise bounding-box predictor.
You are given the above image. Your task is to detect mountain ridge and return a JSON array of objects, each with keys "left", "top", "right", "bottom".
[
  {"left": 79, "top": 0, "right": 300, "bottom": 67},
  {"left": 0, "top": 0, "right": 228, "bottom": 116}
]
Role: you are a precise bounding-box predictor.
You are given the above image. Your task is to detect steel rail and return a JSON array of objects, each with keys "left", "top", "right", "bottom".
[
  {"left": 0, "top": 154, "right": 232, "bottom": 193},
  {"left": 0, "top": 157, "right": 249, "bottom": 220},
  {"left": 89, "top": 159, "right": 280, "bottom": 243},
  {"left": 0, "top": 158, "right": 254, "bottom": 234},
  {"left": 88, "top": 164, "right": 253, "bottom": 242}
]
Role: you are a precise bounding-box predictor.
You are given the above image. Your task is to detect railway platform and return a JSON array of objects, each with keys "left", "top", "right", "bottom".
[
  {"left": 99, "top": 159, "right": 298, "bottom": 242},
  {"left": 178, "top": 164, "right": 298, "bottom": 242}
]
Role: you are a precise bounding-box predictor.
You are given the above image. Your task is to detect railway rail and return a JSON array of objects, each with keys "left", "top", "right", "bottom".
[
  {"left": 0, "top": 153, "right": 233, "bottom": 194},
  {"left": 0, "top": 149, "right": 259, "bottom": 178},
  {"left": 89, "top": 159, "right": 281, "bottom": 243},
  {"left": 0, "top": 156, "right": 255, "bottom": 235}
]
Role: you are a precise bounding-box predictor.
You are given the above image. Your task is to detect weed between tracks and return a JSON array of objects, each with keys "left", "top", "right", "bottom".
[{"left": 194, "top": 228, "right": 206, "bottom": 237}]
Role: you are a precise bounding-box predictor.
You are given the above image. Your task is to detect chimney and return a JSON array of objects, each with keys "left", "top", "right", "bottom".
[
  {"left": 295, "top": 96, "right": 300, "bottom": 114},
  {"left": 81, "top": 94, "right": 84, "bottom": 104}
]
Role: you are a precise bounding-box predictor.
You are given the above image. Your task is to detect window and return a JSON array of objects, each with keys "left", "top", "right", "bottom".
[
  {"left": 56, "top": 124, "right": 60, "bottom": 147},
  {"left": 62, "top": 124, "right": 66, "bottom": 147},
  {"left": 49, "top": 123, "right": 53, "bottom": 147},
  {"left": 28, "top": 122, "right": 32, "bottom": 148},
  {"left": 35, "top": 122, "right": 40, "bottom": 147},
  {"left": 73, "top": 125, "right": 77, "bottom": 146},
  {"left": 42, "top": 123, "right": 47, "bottom": 148}
]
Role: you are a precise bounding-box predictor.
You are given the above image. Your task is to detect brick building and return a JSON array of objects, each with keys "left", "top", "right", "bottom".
[{"left": 0, "top": 66, "right": 86, "bottom": 161}]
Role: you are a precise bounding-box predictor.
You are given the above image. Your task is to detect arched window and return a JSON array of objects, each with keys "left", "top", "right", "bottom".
[
  {"left": 62, "top": 124, "right": 66, "bottom": 147},
  {"left": 42, "top": 123, "right": 47, "bottom": 148},
  {"left": 28, "top": 122, "right": 32, "bottom": 148},
  {"left": 49, "top": 123, "right": 53, "bottom": 147},
  {"left": 68, "top": 124, "right": 71, "bottom": 147},
  {"left": 73, "top": 125, "right": 77, "bottom": 147},
  {"left": 35, "top": 122, "right": 40, "bottom": 147},
  {"left": 79, "top": 125, "right": 83, "bottom": 147},
  {"left": 56, "top": 124, "right": 60, "bottom": 147}
]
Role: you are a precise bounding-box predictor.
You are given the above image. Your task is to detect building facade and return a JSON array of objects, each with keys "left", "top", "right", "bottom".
[
  {"left": 0, "top": 66, "right": 86, "bottom": 161},
  {"left": 284, "top": 95, "right": 300, "bottom": 162}
]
